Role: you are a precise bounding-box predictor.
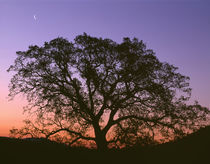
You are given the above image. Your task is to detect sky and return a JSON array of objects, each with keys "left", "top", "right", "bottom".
[{"left": 0, "top": 0, "right": 210, "bottom": 136}]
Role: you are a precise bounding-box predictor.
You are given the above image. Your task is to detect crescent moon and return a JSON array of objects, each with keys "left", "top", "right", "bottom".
[{"left": 33, "top": 15, "right": 37, "bottom": 20}]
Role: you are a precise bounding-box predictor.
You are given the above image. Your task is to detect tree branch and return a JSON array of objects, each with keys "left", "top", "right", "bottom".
[{"left": 46, "top": 128, "right": 95, "bottom": 141}]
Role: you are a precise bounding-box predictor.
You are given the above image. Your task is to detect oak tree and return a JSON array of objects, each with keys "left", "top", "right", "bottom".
[{"left": 8, "top": 33, "right": 209, "bottom": 150}]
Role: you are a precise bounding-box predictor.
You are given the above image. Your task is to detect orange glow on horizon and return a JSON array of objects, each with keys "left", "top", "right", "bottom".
[{"left": 0, "top": 85, "right": 27, "bottom": 137}]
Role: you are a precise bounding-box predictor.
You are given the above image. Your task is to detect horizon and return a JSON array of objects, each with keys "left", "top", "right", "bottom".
[{"left": 0, "top": 0, "right": 210, "bottom": 137}]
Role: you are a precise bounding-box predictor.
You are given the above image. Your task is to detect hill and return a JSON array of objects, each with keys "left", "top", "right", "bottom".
[
  {"left": 0, "top": 126, "right": 210, "bottom": 164},
  {"left": 148, "top": 126, "right": 210, "bottom": 163},
  {"left": 0, "top": 137, "right": 71, "bottom": 163}
]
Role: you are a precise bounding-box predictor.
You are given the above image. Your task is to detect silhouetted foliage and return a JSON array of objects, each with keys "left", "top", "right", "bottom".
[{"left": 8, "top": 33, "right": 209, "bottom": 150}]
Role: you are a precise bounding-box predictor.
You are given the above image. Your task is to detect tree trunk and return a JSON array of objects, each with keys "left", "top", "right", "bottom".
[
  {"left": 95, "top": 134, "right": 108, "bottom": 151},
  {"left": 94, "top": 125, "right": 108, "bottom": 151}
]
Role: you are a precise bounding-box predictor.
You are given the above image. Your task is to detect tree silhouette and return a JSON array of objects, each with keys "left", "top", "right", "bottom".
[{"left": 8, "top": 33, "right": 209, "bottom": 150}]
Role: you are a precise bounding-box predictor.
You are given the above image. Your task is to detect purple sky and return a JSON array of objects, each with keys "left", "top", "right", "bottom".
[{"left": 0, "top": 0, "right": 210, "bottom": 136}]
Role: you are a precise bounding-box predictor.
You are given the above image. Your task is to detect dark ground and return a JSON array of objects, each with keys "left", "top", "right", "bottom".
[{"left": 0, "top": 126, "right": 210, "bottom": 164}]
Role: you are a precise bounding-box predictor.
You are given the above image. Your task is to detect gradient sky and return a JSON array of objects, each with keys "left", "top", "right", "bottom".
[{"left": 0, "top": 0, "right": 210, "bottom": 136}]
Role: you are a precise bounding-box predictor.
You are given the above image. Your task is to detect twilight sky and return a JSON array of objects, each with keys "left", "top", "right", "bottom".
[{"left": 0, "top": 0, "right": 210, "bottom": 136}]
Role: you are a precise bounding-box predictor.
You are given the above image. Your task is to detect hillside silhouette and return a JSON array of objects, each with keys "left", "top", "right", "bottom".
[
  {"left": 0, "top": 126, "right": 210, "bottom": 164},
  {"left": 148, "top": 126, "right": 210, "bottom": 163},
  {"left": 0, "top": 137, "right": 71, "bottom": 163}
]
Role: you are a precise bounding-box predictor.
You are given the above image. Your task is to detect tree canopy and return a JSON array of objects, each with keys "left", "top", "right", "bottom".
[{"left": 8, "top": 33, "right": 209, "bottom": 150}]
